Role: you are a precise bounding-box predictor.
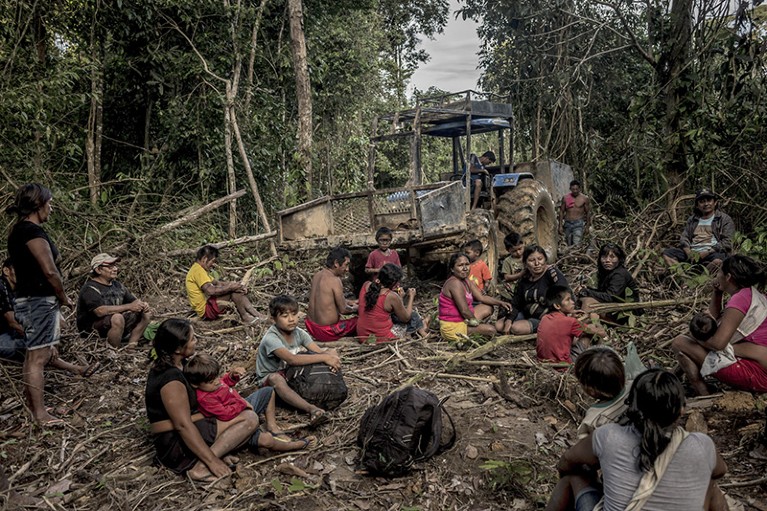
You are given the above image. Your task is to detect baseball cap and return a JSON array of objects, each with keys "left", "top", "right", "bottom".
[
  {"left": 695, "top": 189, "right": 719, "bottom": 201},
  {"left": 90, "top": 253, "right": 119, "bottom": 271}
]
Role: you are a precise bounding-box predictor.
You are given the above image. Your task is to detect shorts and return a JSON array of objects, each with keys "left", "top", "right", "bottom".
[
  {"left": 714, "top": 358, "right": 767, "bottom": 393},
  {"left": 153, "top": 416, "right": 218, "bottom": 474},
  {"left": 574, "top": 486, "right": 602, "bottom": 511},
  {"left": 304, "top": 316, "right": 358, "bottom": 342},
  {"left": 662, "top": 247, "right": 727, "bottom": 264},
  {"left": 514, "top": 311, "right": 541, "bottom": 333},
  {"left": 0, "top": 331, "right": 25, "bottom": 360},
  {"left": 258, "top": 370, "right": 287, "bottom": 388},
  {"left": 92, "top": 311, "right": 141, "bottom": 340},
  {"left": 439, "top": 320, "right": 467, "bottom": 342},
  {"left": 203, "top": 297, "right": 222, "bottom": 320},
  {"left": 14, "top": 296, "right": 61, "bottom": 350},
  {"left": 244, "top": 387, "right": 274, "bottom": 448}
]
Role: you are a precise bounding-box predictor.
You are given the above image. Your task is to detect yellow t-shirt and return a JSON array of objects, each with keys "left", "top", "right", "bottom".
[{"left": 186, "top": 262, "right": 213, "bottom": 317}]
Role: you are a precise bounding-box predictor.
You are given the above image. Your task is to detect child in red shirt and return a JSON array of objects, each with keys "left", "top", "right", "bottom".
[
  {"left": 463, "top": 239, "right": 492, "bottom": 291},
  {"left": 537, "top": 286, "right": 604, "bottom": 365},
  {"left": 184, "top": 353, "right": 316, "bottom": 452},
  {"left": 365, "top": 227, "right": 401, "bottom": 279}
]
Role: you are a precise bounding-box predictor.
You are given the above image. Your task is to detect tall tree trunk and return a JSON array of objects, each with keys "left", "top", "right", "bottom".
[
  {"left": 224, "top": 88, "right": 238, "bottom": 238},
  {"left": 287, "top": 0, "right": 313, "bottom": 198}
]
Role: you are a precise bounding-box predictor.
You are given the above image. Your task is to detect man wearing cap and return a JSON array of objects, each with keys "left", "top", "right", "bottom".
[
  {"left": 467, "top": 151, "right": 496, "bottom": 210},
  {"left": 76, "top": 254, "right": 151, "bottom": 348},
  {"left": 662, "top": 189, "right": 735, "bottom": 268}
]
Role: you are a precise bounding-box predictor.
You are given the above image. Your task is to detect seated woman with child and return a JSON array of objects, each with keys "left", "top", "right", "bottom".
[
  {"left": 144, "top": 319, "right": 258, "bottom": 481},
  {"left": 672, "top": 254, "right": 767, "bottom": 395}
]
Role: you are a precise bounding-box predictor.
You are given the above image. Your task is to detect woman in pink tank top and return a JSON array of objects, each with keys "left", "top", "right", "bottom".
[
  {"left": 357, "top": 264, "right": 427, "bottom": 342},
  {"left": 439, "top": 253, "right": 512, "bottom": 342}
]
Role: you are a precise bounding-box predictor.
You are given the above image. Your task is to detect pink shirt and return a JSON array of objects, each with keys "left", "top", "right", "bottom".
[
  {"left": 727, "top": 287, "right": 767, "bottom": 347},
  {"left": 439, "top": 278, "right": 474, "bottom": 322},
  {"left": 365, "top": 249, "right": 401, "bottom": 272}
]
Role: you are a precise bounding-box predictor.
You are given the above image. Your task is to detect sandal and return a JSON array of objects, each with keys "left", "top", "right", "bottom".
[
  {"left": 298, "top": 435, "right": 318, "bottom": 449},
  {"left": 308, "top": 409, "right": 328, "bottom": 428}
]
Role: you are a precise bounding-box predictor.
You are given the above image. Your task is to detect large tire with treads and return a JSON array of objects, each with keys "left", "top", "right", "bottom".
[
  {"left": 461, "top": 209, "right": 499, "bottom": 280},
  {"left": 495, "top": 179, "right": 558, "bottom": 262}
]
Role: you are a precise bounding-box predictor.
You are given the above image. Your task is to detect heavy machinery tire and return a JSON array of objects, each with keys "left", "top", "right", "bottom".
[
  {"left": 462, "top": 209, "right": 500, "bottom": 280},
  {"left": 495, "top": 179, "right": 558, "bottom": 261}
]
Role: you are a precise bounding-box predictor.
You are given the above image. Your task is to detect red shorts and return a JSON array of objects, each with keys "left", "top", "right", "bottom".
[
  {"left": 304, "top": 316, "right": 358, "bottom": 342},
  {"left": 714, "top": 358, "right": 767, "bottom": 393},
  {"left": 203, "top": 297, "right": 221, "bottom": 320}
]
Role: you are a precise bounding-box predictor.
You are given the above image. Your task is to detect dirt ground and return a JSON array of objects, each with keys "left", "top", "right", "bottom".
[{"left": 1, "top": 249, "right": 766, "bottom": 510}]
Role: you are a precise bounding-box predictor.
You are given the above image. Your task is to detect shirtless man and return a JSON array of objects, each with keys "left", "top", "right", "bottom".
[
  {"left": 559, "top": 180, "right": 590, "bottom": 246},
  {"left": 467, "top": 151, "right": 496, "bottom": 210},
  {"left": 305, "top": 247, "right": 358, "bottom": 342}
]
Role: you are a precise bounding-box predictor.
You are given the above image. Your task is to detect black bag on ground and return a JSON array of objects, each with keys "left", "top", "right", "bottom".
[
  {"left": 356, "top": 386, "right": 456, "bottom": 477},
  {"left": 284, "top": 361, "right": 348, "bottom": 410}
]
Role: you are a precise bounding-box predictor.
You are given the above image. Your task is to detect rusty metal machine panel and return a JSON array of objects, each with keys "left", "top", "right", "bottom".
[{"left": 418, "top": 181, "right": 466, "bottom": 238}]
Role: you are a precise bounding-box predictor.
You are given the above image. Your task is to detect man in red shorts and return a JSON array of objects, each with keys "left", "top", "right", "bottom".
[{"left": 305, "top": 247, "right": 358, "bottom": 341}]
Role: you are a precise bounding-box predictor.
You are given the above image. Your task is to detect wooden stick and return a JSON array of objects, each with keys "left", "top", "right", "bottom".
[
  {"left": 402, "top": 369, "right": 497, "bottom": 383},
  {"left": 589, "top": 296, "right": 699, "bottom": 314},
  {"left": 719, "top": 475, "right": 767, "bottom": 488},
  {"left": 446, "top": 334, "right": 536, "bottom": 367}
]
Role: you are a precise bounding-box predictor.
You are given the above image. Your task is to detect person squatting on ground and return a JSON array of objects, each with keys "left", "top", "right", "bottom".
[
  {"left": 76, "top": 253, "right": 151, "bottom": 349},
  {"left": 671, "top": 254, "right": 767, "bottom": 395},
  {"left": 573, "top": 347, "right": 630, "bottom": 440},
  {"left": 0, "top": 259, "right": 98, "bottom": 377},
  {"left": 256, "top": 295, "right": 339, "bottom": 427},
  {"left": 546, "top": 369, "right": 728, "bottom": 511},
  {"left": 185, "top": 245, "right": 264, "bottom": 324},
  {"left": 438, "top": 253, "right": 511, "bottom": 342},
  {"left": 463, "top": 239, "right": 492, "bottom": 292},
  {"left": 305, "top": 247, "right": 358, "bottom": 342},
  {"left": 662, "top": 189, "right": 735, "bottom": 269},
  {"left": 536, "top": 286, "right": 605, "bottom": 366},
  {"left": 145, "top": 319, "right": 258, "bottom": 482},
  {"left": 365, "top": 227, "right": 401, "bottom": 279},
  {"left": 183, "top": 353, "right": 316, "bottom": 452},
  {"left": 508, "top": 245, "right": 569, "bottom": 335},
  {"left": 578, "top": 242, "right": 640, "bottom": 323},
  {"left": 559, "top": 180, "right": 590, "bottom": 246},
  {"left": 357, "top": 263, "right": 428, "bottom": 341},
  {"left": 6, "top": 183, "right": 74, "bottom": 426},
  {"left": 496, "top": 232, "right": 525, "bottom": 334},
  {"left": 466, "top": 150, "right": 496, "bottom": 210}
]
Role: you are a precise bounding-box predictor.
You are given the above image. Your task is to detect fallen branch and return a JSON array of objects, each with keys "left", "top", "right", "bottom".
[
  {"left": 158, "top": 232, "right": 276, "bottom": 258},
  {"left": 588, "top": 296, "right": 699, "bottom": 315},
  {"left": 402, "top": 369, "right": 497, "bottom": 383},
  {"left": 446, "top": 334, "right": 536, "bottom": 368},
  {"left": 719, "top": 475, "right": 767, "bottom": 488}
]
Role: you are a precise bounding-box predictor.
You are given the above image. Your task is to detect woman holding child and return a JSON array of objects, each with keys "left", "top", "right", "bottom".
[
  {"left": 144, "top": 318, "right": 258, "bottom": 481},
  {"left": 546, "top": 369, "right": 727, "bottom": 510},
  {"left": 438, "top": 253, "right": 511, "bottom": 342},
  {"left": 508, "top": 245, "right": 569, "bottom": 334},
  {"left": 672, "top": 254, "right": 767, "bottom": 395},
  {"left": 357, "top": 263, "right": 427, "bottom": 341}
]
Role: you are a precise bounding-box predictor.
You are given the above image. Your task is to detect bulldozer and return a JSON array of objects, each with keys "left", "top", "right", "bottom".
[{"left": 277, "top": 91, "right": 574, "bottom": 280}]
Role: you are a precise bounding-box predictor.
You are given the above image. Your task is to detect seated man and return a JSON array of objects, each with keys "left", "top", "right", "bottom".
[
  {"left": 466, "top": 151, "right": 496, "bottom": 210},
  {"left": 305, "top": 247, "right": 358, "bottom": 342},
  {"left": 185, "top": 245, "right": 263, "bottom": 324},
  {"left": 662, "top": 189, "right": 735, "bottom": 269},
  {"left": 76, "top": 253, "right": 151, "bottom": 349},
  {"left": 2, "top": 259, "right": 97, "bottom": 376}
]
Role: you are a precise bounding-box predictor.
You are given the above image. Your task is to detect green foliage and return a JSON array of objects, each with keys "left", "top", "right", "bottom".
[
  {"left": 735, "top": 228, "right": 767, "bottom": 260},
  {"left": 480, "top": 458, "right": 537, "bottom": 496}
]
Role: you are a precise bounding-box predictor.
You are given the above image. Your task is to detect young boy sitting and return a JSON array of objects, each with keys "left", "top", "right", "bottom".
[
  {"left": 256, "top": 295, "right": 341, "bottom": 427},
  {"left": 573, "top": 347, "right": 630, "bottom": 439},
  {"left": 185, "top": 245, "right": 264, "bottom": 324},
  {"left": 496, "top": 232, "right": 524, "bottom": 334},
  {"left": 184, "top": 353, "right": 315, "bottom": 451},
  {"left": 690, "top": 311, "right": 718, "bottom": 342},
  {"left": 365, "top": 227, "right": 401, "bottom": 278},
  {"left": 536, "top": 285, "right": 605, "bottom": 364},
  {"left": 463, "top": 239, "right": 492, "bottom": 292}
]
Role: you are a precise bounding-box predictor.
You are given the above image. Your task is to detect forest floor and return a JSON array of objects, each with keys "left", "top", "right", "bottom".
[{"left": 1, "top": 242, "right": 767, "bottom": 510}]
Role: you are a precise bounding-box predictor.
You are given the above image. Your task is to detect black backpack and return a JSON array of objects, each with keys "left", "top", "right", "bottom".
[
  {"left": 285, "top": 362, "right": 348, "bottom": 410},
  {"left": 357, "top": 386, "right": 456, "bottom": 477}
]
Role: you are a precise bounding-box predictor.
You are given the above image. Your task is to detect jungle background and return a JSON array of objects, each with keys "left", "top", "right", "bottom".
[{"left": 1, "top": 0, "right": 767, "bottom": 509}]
